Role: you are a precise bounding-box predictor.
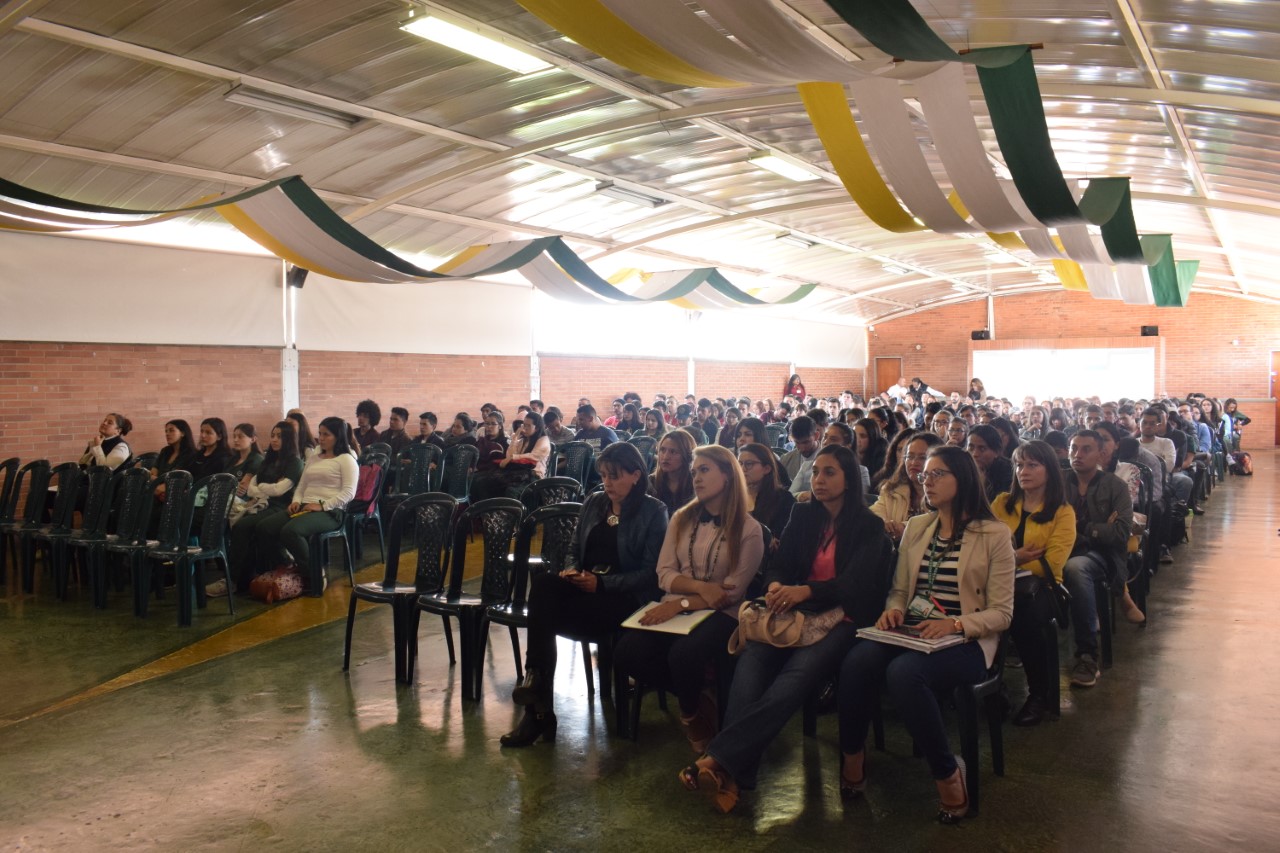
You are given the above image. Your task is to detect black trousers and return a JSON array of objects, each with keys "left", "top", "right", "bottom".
[
  {"left": 613, "top": 610, "right": 738, "bottom": 716},
  {"left": 525, "top": 573, "right": 637, "bottom": 679},
  {"left": 1008, "top": 574, "right": 1057, "bottom": 703}
]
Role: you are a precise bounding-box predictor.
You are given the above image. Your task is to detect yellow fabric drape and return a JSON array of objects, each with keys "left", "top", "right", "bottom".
[
  {"left": 1052, "top": 259, "right": 1091, "bottom": 291},
  {"left": 217, "top": 203, "right": 350, "bottom": 280}
]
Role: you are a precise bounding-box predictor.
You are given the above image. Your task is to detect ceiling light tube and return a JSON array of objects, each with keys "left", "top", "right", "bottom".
[
  {"left": 882, "top": 263, "right": 911, "bottom": 275},
  {"left": 401, "top": 16, "right": 552, "bottom": 74},
  {"left": 776, "top": 233, "right": 816, "bottom": 250},
  {"left": 594, "top": 180, "right": 667, "bottom": 208},
  {"left": 225, "top": 85, "right": 360, "bottom": 130},
  {"left": 749, "top": 153, "right": 820, "bottom": 182}
]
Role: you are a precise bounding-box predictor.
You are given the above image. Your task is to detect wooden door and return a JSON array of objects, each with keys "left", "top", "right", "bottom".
[{"left": 874, "top": 357, "right": 902, "bottom": 398}]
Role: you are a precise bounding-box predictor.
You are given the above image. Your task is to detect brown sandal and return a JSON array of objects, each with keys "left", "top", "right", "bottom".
[
  {"left": 677, "top": 764, "right": 700, "bottom": 791},
  {"left": 935, "top": 758, "right": 969, "bottom": 823},
  {"left": 697, "top": 764, "right": 740, "bottom": 814}
]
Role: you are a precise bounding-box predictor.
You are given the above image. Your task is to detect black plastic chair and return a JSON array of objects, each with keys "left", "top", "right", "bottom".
[
  {"left": 627, "top": 435, "right": 657, "bottom": 470},
  {"left": 382, "top": 444, "right": 442, "bottom": 524},
  {"left": 106, "top": 470, "right": 195, "bottom": 619},
  {"left": 0, "top": 457, "right": 18, "bottom": 524},
  {"left": 33, "top": 463, "right": 92, "bottom": 599},
  {"left": 347, "top": 452, "right": 389, "bottom": 562},
  {"left": 175, "top": 473, "right": 238, "bottom": 626},
  {"left": 558, "top": 441, "right": 594, "bottom": 488},
  {"left": 413, "top": 497, "right": 523, "bottom": 701},
  {"left": 362, "top": 442, "right": 393, "bottom": 463},
  {"left": 19, "top": 462, "right": 81, "bottom": 594},
  {"left": 952, "top": 634, "right": 1010, "bottom": 817},
  {"left": 77, "top": 468, "right": 149, "bottom": 609},
  {"left": 483, "top": 502, "right": 581, "bottom": 684},
  {"left": 766, "top": 423, "right": 786, "bottom": 448},
  {"left": 128, "top": 451, "right": 159, "bottom": 473},
  {"left": 308, "top": 514, "right": 354, "bottom": 596},
  {"left": 344, "top": 492, "right": 457, "bottom": 683},
  {"left": 1, "top": 459, "right": 52, "bottom": 594},
  {"left": 439, "top": 444, "right": 479, "bottom": 508},
  {"left": 518, "top": 477, "right": 582, "bottom": 517}
]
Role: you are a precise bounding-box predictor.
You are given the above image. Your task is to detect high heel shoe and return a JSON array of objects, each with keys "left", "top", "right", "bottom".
[
  {"left": 697, "top": 763, "right": 739, "bottom": 814},
  {"left": 510, "top": 668, "right": 544, "bottom": 706},
  {"left": 499, "top": 707, "right": 557, "bottom": 748},
  {"left": 935, "top": 758, "right": 969, "bottom": 823},
  {"left": 839, "top": 751, "right": 867, "bottom": 801}
]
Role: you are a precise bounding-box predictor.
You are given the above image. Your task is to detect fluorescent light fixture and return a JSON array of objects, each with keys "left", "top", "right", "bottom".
[
  {"left": 952, "top": 283, "right": 972, "bottom": 292},
  {"left": 749, "top": 152, "right": 820, "bottom": 182},
  {"left": 882, "top": 263, "right": 911, "bottom": 275},
  {"left": 225, "top": 85, "right": 360, "bottom": 130},
  {"left": 594, "top": 180, "right": 667, "bottom": 208},
  {"left": 401, "top": 16, "right": 551, "bottom": 74},
  {"left": 776, "top": 233, "right": 816, "bottom": 250}
]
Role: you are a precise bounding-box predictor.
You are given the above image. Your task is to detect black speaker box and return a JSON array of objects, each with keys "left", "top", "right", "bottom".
[
  {"left": 971, "top": 330, "right": 991, "bottom": 341},
  {"left": 1141, "top": 325, "right": 1159, "bottom": 337}
]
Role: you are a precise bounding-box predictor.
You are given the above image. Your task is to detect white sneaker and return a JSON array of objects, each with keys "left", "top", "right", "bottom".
[{"left": 205, "top": 579, "right": 229, "bottom": 597}]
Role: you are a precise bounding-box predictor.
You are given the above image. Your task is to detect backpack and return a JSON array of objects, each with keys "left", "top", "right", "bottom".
[
  {"left": 352, "top": 463, "right": 382, "bottom": 516},
  {"left": 249, "top": 566, "right": 305, "bottom": 603},
  {"left": 1229, "top": 452, "right": 1253, "bottom": 476}
]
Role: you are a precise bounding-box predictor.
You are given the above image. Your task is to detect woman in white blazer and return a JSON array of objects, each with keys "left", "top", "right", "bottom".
[{"left": 837, "top": 445, "right": 1015, "bottom": 823}]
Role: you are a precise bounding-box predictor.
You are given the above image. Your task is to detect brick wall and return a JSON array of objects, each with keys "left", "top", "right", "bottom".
[
  {"left": 694, "top": 361, "right": 789, "bottom": 403},
  {"left": 537, "top": 355, "right": 687, "bottom": 412},
  {"left": 867, "top": 290, "right": 1279, "bottom": 447},
  {"left": 0, "top": 342, "right": 281, "bottom": 466},
  {"left": 298, "top": 351, "right": 530, "bottom": 426},
  {"left": 795, "top": 366, "right": 868, "bottom": 401}
]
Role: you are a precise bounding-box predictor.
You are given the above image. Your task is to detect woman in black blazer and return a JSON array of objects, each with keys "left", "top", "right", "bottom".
[{"left": 682, "top": 445, "right": 894, "bottom": 813}]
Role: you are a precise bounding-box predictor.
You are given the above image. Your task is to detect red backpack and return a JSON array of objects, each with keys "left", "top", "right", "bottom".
[{"left": 352, "top": 463, "right": 382, "bottom": 515}]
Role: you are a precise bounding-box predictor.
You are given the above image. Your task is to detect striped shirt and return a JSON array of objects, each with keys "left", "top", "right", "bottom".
[{"left": 909, "top": 530, "right": 963, "bottom": 623}]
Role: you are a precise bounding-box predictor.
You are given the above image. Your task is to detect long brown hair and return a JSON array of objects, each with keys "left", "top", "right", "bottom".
[
  {"left": 1004, "top": 440, "right": 1065, "bottom": 524},
  {"left": 671, "top": 445, "right": 749, "bottom": 574},
  {"left": 651, "top": 429, "right": 695, "bottom": 508}
]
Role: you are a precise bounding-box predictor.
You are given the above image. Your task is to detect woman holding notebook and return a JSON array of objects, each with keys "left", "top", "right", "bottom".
[
  {"left": 613, "top": 445, "right": 764, "bottom": 754},
  {"left": 837, "top": 445, "right": 1014, "bottom": 823}
]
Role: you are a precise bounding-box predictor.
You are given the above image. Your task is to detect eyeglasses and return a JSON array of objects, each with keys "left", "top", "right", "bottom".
[
  {"left": 916, "top": 470, "right": 953, "bottom": 484},
  {"left": 739, "top": 460, "right": 761, "bottom": 471}
]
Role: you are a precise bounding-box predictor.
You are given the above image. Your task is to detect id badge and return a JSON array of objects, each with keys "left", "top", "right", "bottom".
[{"left": 907, "top": 593, "right": 945, "bottom": 621}]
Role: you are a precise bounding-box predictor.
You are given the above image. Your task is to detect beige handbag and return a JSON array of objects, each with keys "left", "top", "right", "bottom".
[{"left": 727, "top": 599, "right": 845, "bottom": 654}]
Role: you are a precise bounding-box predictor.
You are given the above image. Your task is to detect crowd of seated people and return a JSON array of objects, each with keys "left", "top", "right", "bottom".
[{"left": 37, "top": 375, "right": 1247, "bottom": 822}]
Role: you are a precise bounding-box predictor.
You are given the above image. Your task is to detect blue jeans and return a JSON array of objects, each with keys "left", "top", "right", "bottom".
[
  {"left": 1171, "top": 471, "right": 1194, "bottom": 504},
  {"left": 838, "top": 640, "right": 986, "bottom": 779},
  {"left": 1063, "top": 552, "right": 1110, "bottom": 658},
  {"left": 706, "top": 622, "right": 856, "bottom": 790}
]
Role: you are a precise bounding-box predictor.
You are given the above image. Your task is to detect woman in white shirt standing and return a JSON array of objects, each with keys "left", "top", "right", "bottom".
[{"left": 251, "top": 416, "right": 358, "bottom": 588}]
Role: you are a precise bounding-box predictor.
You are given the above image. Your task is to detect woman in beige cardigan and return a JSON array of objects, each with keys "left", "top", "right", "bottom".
[{"left": 838, "top": 445, "right": 1014, "bottom": 823}]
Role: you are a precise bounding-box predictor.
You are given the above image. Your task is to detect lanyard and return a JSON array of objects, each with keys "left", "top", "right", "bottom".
[{"left": 922, "top": 525, "right": 959, "bottom": 596}]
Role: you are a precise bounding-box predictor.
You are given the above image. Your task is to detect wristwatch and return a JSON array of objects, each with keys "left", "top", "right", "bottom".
[
  {"left": 680, "top": 598, "right": 691, "bottom": 612},
  {"left": 953, "top": 618, "right": 964, "bottom": 635}
]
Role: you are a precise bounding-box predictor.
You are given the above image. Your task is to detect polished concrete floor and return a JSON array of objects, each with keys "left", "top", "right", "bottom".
[{"left": 2, "top": 456, "right": 1277, "bottom": 851}]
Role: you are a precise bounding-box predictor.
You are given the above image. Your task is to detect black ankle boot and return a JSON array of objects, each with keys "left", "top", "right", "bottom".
[
  {"left": 1013, "top": 696, "right": 1048, "bottom": 727},
  {"left": 499, "top": 706, "right": 558, "bottom": 748},
  {"left": 511, "top": 668, "right": 544, "bottom": 706}
]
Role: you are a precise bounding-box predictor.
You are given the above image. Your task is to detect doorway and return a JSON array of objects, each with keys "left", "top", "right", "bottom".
[{"left": 874, "top": 357, "right": 902, "bottom": 398}]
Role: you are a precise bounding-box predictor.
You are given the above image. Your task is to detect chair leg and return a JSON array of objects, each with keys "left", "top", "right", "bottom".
[
  {"left": 176, "top": 557, "right": 194, "bottom": 627},
  {"left": 442, "top": 615, "right": 456, "bottom": 665},
  {"left": 458, "top": 610, "right": 479, "bottom": 701},
  {"left": 598, "top": 637, "right": 614, "bottom": 703},
  {"left": 1096, "top": 580, "right": 1114, "bottom": 668},
  {"left": 406, "top": 609, "right": 422, "bottom": 682},
  {"left": 508, "top": 626, "right": 523, "bottom": 683},
  {"left": 88, "top": 547, "right": 106, "bottom": 609},
  {"left": 220, "top": 556, "right": 235, "bottom": 616},
  {"left": 955, "top": 688, "right": 981, "bottom": 816},
  {"left": 985, "top": 693, "right": 1006, "bottom": 777},
  {"left": 628, "top": 682, "right": 644, "bottom": 742},
  {"left": 343, "top": 592, "right": 358, "bottom": 672},
  {"left": 343, "top": 530, "right": 355, "bottom": 587},
  {"left": 132, "top": 555, "right": 150, "bottom": 618},
  {"left": 1046, "top": 619, "right": 1061, "bottom": 719},
  {"left": 612, "top": 661, "right": 629, "bottom": 733},
  {"left": 581, "top": 642, "right": 596, "bottom": 697},
  {"left": 306, "top": 535, "right": 324, "bottom": 597},
  {"left": 374, "top": 516, "right": 385, "bottom": 563},
  {"left": 472, "top": 613, "right": 490, "bottom": 702}
]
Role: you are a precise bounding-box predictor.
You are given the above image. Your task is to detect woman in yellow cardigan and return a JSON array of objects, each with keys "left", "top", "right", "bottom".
[{"left": 991, "top": 439, "right": 1076, "bottom": 727}]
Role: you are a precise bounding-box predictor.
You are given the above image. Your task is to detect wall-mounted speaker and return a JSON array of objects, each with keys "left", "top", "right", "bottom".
[
  {"left": 286, "top": 265, "right": 309, "bottom": 289},
  {"left": 971, "top": 330, "right": 991, "bottom": 341},
  {"left": 1140, "top": 325, "right": 1159, "bottom": 337}
]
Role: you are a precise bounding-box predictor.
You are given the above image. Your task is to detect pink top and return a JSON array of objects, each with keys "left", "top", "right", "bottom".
[{"left": 808, "top": 535, "right": 837, "bottom": 583}]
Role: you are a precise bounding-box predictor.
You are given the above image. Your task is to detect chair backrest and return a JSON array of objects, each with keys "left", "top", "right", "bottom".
[
  {"left": 519, "top": 476, "right": 583, "bottom": 516},
  {"left": 558, "top": 441, "right": 595, "bottom": 487},
  {"left": 130, "top": 451, "right": 159, "bottom": 473},
  {"left": 11, "top": 460, "right": 52, "bottom": 528},
  {"left": 351, "top": 453, "right": 389, "bottom": 516},
  {"left": 395, "top": 443, "right": 442, "bottom": 495},
  {"left": 627, "top": 434, "right": 656, "bottom": 454},
  {"left": 449, "top": 497, "right": 523, "bottom": 602},
  {"left": 766, "top": 423, "right": 786, "bottom": 448},
  {"left": 0, "top": 457, "right": 19, "bottom": 523},
  {"left": 154, "top": 469, "right": 196, "bottom": 550},
  {"left": 511, "top": 502, "right": 582, "bottom": 609},
  {"left": 439, "top": 444, "right": 479, "bottom": 500},
  {"left": 192, "top": 473, "right": 238, "bottom": 550},
  {"left": 383, "top": 492, "right": 457, "bottom": 590},
  {"left": 46, "top": 462, "right": 85, "bottom": 531},
  {"left": 1129, "top": 461, "right": 1155, "bottom": 518},
  {"left": 363, "top": 442, "right": 393, "bottom": 462},
  {"left": 544, "top": 450, "right": 558, "bottom": 478},
  {"left": 79, "top": 466, "right": 118, "bottom": 537},
  {"left": 112, "top": 468, "right": 155, "bottom": 543}
]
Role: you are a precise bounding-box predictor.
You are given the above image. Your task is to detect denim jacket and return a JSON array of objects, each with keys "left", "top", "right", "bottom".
[{"left": 571, "top": 491, "right": 668, "bottom": 606}]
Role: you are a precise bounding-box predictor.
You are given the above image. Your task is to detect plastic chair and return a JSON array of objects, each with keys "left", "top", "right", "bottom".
[
  {"left": 627, "top": 435, "right": 657, "bottom": 471},
  {"left": 76, "top": 468, "right": 149, "bottom": 609},
  {"left": 17, "top": 462, "right": 81, "bottom": 595},
  {"left": 0, "top": 457, "right": 18, "bottom": 525},
  {"left": 412, "top": 497, "right": 523, "bottom": 701},
  {"left": 174, "top": 473, "right": 238, "bottom": 626},
  {"left": 128, "top": 451, "right": 159, "bottom": 473},
  {"left": 307, "top": 514, "right": 354, "bottom": 596},
  {"left": 35, "top": 463, "right": 98, "bottom": 599},
  {"left": 483, "top": 502, "right": 581, "bottom": 684},
  {"left": 106, "top": 470, "right": 195, "bottom": 619},
  {"left": 362, "top": 442, "right": 392, "bottom": 463},
  {"left": 518, "top": 477, "right": 582, "bottom": 517},
  {"left": 1, "top": 460, "right": 52, "bottom": 594},
  {"left": 382, "top": 443, "right": 443, "bottom": 523},
  {"left": 952, "top": 634, "right": 1010, "bottom": 817},
  {"left": 766, "top": 423, "right": 786, "bottom": 448},
  {"left": 558, "top": 441, "right": 594, "bottom": 488},
  {"left": 344, "top": 492, "right": 457, "bottom": 683},
  {"left": 439, "top": 444, "right": 479, "bottom": 507}
]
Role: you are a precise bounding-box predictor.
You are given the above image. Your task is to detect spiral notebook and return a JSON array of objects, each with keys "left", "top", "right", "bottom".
[
  {"left": 621, "top": 601, "right": 715, "bottom": 635},
  {"left": 856, "top": 625, "right": 968, "bottom": 653}
]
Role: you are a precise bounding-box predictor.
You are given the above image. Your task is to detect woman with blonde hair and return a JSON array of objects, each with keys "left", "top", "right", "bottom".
[{"left": 615, "top": 445, "right": 764, "bottom": 752}]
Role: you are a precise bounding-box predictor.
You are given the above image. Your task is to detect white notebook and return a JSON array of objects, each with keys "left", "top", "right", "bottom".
[{"left": 621, "top": 601, "right": 716, "bottom": 635}]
